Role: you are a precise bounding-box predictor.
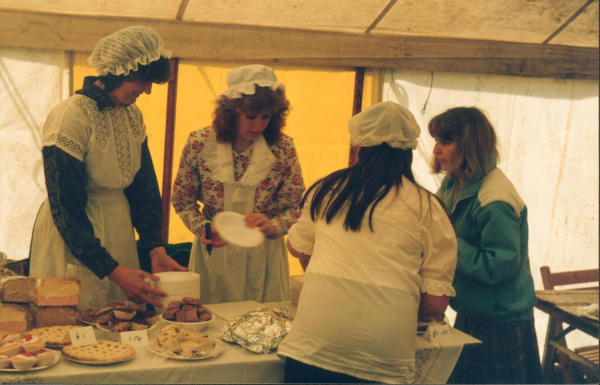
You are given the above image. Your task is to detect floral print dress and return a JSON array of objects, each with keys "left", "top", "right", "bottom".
[{"left": 172, "top": 127, "right": 305, "bottom": 303}]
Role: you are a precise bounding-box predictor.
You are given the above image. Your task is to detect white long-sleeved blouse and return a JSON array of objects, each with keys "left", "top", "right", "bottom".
[{"left": 278, "top": 178, "right": 457, "bottom": 384}]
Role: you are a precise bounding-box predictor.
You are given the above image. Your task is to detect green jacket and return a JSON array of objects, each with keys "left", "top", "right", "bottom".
[{"left": 438, "top": 165, "right": 536, "bottom": 322}]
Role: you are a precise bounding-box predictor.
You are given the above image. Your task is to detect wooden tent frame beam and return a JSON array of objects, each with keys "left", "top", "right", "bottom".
[{"left": 0, "top": 8, "right": 597, "bottom": 79}]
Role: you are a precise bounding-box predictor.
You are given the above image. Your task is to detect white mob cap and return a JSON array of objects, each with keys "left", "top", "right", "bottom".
[
  {"left": 348, "top": 101, "right": 420, "bottom": 150},
  {"left": 88, "top": 25, "right": 172, "bottom": 76},
  {"left": 219, "top": 64, "right": 283, "bottom": 99}
]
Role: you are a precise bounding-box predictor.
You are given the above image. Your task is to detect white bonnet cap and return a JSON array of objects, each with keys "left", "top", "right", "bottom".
[
  {"left": 219, "top": 64, "right": 283, "bottom": 99},
  {"left": 348, "top": 101, "right": 420, "bottom": 150},
  {"left": 88, "top": 25, "right": 172, "bottom": 76}
]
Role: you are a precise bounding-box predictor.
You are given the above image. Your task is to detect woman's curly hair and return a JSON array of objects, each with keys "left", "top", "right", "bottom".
[{"left": 213, "top": 86, "right": 290, "bottom": 146}]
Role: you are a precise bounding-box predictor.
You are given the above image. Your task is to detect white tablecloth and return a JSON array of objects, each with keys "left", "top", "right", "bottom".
[{"left": 0, "top": 301, "right": 479, "bottom": 384}]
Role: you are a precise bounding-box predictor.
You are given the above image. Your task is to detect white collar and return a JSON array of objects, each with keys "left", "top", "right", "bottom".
[{"left": 211, "top": 134, "right": 276, "bottom": 186}]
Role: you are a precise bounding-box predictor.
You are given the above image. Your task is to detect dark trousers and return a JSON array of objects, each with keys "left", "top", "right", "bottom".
[{"left": 284, "top": 357, "right": 378, "bottom": 384}]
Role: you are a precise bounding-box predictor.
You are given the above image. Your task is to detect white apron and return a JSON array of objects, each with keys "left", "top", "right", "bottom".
[
  {"left": 189, "top": 136, "right": 290, "bottom": 304},
  {"left": 30, "top": 95, "right": 144, "bottom": 309}
]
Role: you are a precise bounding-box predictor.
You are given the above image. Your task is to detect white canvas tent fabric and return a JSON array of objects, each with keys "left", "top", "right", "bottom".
[
  {"left": 383, "top": 68, "right": 599, "bottom": 354},
  {"left": 0, "top": 47, "right": 69, "bottom": 261}
]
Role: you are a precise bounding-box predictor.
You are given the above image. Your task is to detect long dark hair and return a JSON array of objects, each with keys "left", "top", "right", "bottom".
[
  {"left": 304, "top": 143, "right": 421, "bottom": 232},
  {"left": 100, "top": 56, "right": 171, "bottom": 92}
]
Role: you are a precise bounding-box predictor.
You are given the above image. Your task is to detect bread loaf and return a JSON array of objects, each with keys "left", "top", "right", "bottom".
[
  {"left": 0, "top": 304, "right": 31, "bottom": 332},
  {"left": 33, "top": 278, "right": 81, "bottom": 307},
  {"left": 0, "top": 277, "right": 36, "bottom": 303},
  {"left": 32, "top": 305, "right": 79, "bottom": 328}
]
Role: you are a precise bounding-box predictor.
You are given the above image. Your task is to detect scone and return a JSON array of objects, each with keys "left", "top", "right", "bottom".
[
  {"left": 155, "top": 335, "right": 179, "bottom": 351},
  {"left": 160, "top": 324, "right": 194, "bottom": 341},
  {"left": 175, "top": 337, "right": 217, "bottom": 358}
]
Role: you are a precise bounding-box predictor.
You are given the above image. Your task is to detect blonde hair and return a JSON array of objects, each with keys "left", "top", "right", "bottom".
[{"left": 428, "top": 107, "right": 500, "bottom": 180}]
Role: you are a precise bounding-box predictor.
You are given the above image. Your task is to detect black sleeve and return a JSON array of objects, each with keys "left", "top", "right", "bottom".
[
  {"left": 124, "top": 138, "right": 164, "bottom": 261},
  {"left": 43, "top": 145, "right": 119, "bottom": 279}
]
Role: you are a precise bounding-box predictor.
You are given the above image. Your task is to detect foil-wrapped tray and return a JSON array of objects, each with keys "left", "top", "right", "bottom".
[{"left": 220, "top": 307, "right": 293, "bottom": 353}]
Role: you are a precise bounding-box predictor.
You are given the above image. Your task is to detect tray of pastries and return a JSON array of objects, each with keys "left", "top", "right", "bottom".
[{"left": 0, "top": 332, "right": 59, "bottom": 371}]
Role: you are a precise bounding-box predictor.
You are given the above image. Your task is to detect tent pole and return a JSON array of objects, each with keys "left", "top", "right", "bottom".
[
  {"left": 349, "top": 67, "right": 365, "bottom": 166},
  {"left": 161, "top": 57, "right": 179, "bottom": 243}
]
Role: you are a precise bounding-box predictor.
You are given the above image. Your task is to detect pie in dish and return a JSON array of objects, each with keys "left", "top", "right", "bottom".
[
  {"left": 28, "top": 325, "right": 78, "bottom": 346},
  {"left": 61, "top": 340, "right": 135, "bottom": 363}
]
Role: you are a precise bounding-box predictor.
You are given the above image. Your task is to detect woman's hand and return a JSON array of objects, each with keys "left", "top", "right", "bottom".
[
  {"left": 108, "top": 265, "right": 167, "bottom": 307},
  {"left": 418, "top": 293, "right": 450, "bottom": 317},
  {"left": 245, "top": 213, "right": 277, "bottom": 236},
  {"left": 200, "top": 227, "right": 227, "bottom": 248},
  {"left": 149, "top": 246, "right": 189, "bottom": 273},
  {"left": 287, "top": 239, "right": 311, "bottom": 271}
]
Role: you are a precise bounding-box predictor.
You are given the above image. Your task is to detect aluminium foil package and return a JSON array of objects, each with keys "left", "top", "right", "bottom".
[{"left": 220, "top": 307, "right": 294, "bottom": 353}]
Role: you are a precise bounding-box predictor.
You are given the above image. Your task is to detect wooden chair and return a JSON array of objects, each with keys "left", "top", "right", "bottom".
[{"left": 540, "top": 266, "right": 599, "bottom": 384}]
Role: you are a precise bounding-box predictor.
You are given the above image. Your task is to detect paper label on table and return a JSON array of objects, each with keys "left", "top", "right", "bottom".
[
  {"left": 68, "top": 326, "right": 97, "bottom": 347},
  {"left": 425, "top": 324, "right": 452, "bottom": 342},
  {"left": 120, "top": 330, "right": 149, "bottom": 349}
]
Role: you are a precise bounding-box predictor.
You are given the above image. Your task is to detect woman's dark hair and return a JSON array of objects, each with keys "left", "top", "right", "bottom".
[
  {"left": 428, "top": 107, "right": 499, "bottom": 180},
  {"left": 304, "top": 143, "right": 442, "bottom": 232},
  {"left": 212, "top": 86, "right": 290, "bottom": 146},
  {"left": 99, "top": 56, "right": 171, "bottom": 92}
]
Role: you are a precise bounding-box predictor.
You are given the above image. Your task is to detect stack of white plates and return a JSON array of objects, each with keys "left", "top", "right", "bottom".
[{"left": 152, "top": 272, "right": 200, "bottom": 312}]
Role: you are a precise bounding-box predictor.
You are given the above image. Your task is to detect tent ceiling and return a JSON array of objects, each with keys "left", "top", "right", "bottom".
[{"left": 0, "top": 0, "right": 597, "bottom": 79}]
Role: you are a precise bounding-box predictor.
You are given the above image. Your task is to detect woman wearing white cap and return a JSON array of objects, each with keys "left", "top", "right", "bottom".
[
  {"left": 172, "top": 65, "right": 305, "bottom": 304},
  {"left": 30, "top": 26, "right": 187, "bottom": 308},
  {"left": 278, "top": 101, "right": 457, "bottom": 384}
]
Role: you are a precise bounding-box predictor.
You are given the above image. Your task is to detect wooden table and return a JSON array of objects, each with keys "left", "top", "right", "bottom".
[{"left": 535, "top": 289, "right": 599, "bottom": 382}]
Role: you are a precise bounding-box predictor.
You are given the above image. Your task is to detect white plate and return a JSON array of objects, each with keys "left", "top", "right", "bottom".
[
  {"left": 147, "top": 338, "right": 223, "bottom": 361},
  {"left": 213, "top": 211, "right": 265, "bottom": 248},
  {"left": 0, "top": 353, "right": 59, "bottom": 372},
  {"left": 62, "top": 354, "right": 134, "bottom": 366}
]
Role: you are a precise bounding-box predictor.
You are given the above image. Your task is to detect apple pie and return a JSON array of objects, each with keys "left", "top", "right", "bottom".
[{"left": 61, "top": 340, "right": 135, "bottom": 363}]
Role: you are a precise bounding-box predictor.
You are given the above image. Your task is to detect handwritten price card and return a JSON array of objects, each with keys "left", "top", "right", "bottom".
[
  {"left": 424, "top": 324, "right": 452, "bottom": 342},
  {"left": 120, "top": 330, "right": 149, "bottom": 349},
  {"left": 68, "top": 326, "right": 97, "bottom": 347}
]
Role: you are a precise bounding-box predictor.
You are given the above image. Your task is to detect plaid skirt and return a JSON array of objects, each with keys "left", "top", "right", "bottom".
[{"left": 448, "top": 314, "right": 543, "bottom": 384}]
